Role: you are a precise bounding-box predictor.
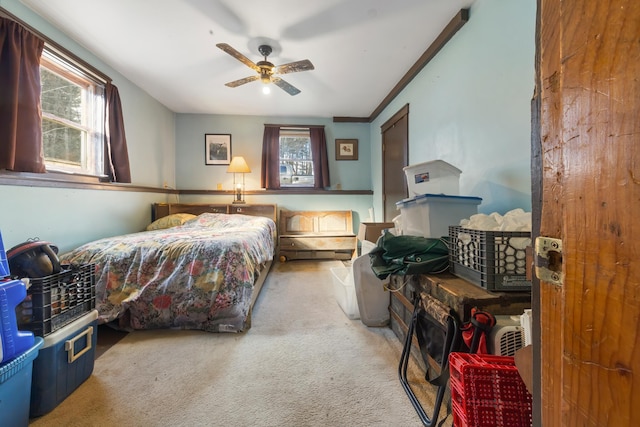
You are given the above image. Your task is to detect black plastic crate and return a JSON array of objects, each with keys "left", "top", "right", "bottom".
[
  {"left": 16, "top": 264, "right": 96, "bottom": 336},
  {"left": 448, "top": 226, "right": 531, "bottom": 291}
]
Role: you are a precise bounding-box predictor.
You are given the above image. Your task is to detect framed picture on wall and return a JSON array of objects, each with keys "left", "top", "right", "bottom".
[
  {"left": 335, "top": 139, "right": 358, "bottom": 161},
  {"left": 205, "top": 134, "right": 231, "bottom": 165}
]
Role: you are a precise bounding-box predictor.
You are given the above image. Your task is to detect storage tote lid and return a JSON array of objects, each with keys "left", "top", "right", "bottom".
[
  {"left": 41, "top": 309, "right": 98, "bottom": 347},
  {"left": 402, "top": 160, "right": 462, "bottom": 175},
  {"left": 0, "top": 230, "right": 9, "bottom": 278},
  {"left": 396, "top": 193, "right": 482, "bottom": 208}
]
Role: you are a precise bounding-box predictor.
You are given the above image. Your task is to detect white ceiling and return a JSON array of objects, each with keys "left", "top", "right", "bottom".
[{"left": 20, "top": 0, "right": 474, "bottom": 118}]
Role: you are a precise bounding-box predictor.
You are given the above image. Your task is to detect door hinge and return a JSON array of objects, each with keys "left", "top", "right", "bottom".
[{"left": 534, "top": 237, "right": 563, "bottom": 286}]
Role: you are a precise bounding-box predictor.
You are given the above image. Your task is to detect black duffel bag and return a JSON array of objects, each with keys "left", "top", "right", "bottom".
[{"left": 369, "top": 232, "right": 449, "bottom": 279}]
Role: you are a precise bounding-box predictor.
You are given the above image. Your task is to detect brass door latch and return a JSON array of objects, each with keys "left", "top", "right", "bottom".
[{"left": 534, "top": 237, "right": 563, "bottom": 286}]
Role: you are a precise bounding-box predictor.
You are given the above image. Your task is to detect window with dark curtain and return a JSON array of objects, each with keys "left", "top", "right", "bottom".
[
  {"left": 0, "top": 13, "right": 131, "bottom": 183},
  {"left": 260, "top": 124, "right": 330, "bottom": 190},
  {"left": 0, "top": 17, "right": 45, "bottom": 173}
]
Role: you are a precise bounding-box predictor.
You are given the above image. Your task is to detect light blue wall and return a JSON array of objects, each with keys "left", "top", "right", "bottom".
[
  {"left": 0, "top": 186, "right": 172, "bottom": 253},
  {"left": 370, "top": 0, "right": 535, "bottom": 216},
  {"left": 175, "top": 114, "right": 370, "bottom": 191},
  {"left": 0, "top": 0, "right": 176, "bottom": 252},
  {"left": 0, "top": 0, "right": 536, "bottom": 252},
  {"left": 174, "top": 114, "right": 374, "bottom": 222}
]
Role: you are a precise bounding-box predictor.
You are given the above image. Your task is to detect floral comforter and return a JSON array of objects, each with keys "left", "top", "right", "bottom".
[{"left": 60, "top": 213, "right": 276, "bottom": 332}]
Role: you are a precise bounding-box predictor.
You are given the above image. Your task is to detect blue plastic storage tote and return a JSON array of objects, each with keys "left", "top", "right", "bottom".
[{"left": 0, "top": 337, "right": 43, "bottom": 427}]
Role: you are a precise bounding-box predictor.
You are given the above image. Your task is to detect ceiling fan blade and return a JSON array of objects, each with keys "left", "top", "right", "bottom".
[
  {"left": 224, "top": 75, "right": 259, "bottom": 88},
  {"left": 276, "top": 59, "right": 314, "bottom": 75},
  {"left": 216, "top": 43, "right": 260, "bottom": 72},
  {"left": 272, "top": 77, "right": 301, "bottom": 96}
]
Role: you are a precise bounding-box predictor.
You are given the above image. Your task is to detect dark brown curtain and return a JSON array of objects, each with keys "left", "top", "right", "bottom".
[
  {"left": 310, "top": 126, "right": 330, "bottom": 189},
  {"left": 105, "top": 82, "right": 131, "bottom": 183},
  {"left": 0, "top": 17, "right": 45, "bottom": 173},
  {"left": 261, "top": 125, "right": 281, "bottom": 189}
]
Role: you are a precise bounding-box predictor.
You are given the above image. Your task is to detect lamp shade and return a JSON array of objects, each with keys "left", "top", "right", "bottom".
[{"left": 227, "top": 156, "right": 251, "bottom": 173}]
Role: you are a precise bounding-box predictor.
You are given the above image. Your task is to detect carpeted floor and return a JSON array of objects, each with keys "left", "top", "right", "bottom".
[
  {"left": 95, "top": 324, "right": 128, "bottom": 359},
  {"left": 29, "top": 260, "right": 451, "bottom": 427}
]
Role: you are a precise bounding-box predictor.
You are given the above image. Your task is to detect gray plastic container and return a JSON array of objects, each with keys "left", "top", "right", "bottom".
[{"left": 353, "top": 253, "right": 390, "bottom": 327}]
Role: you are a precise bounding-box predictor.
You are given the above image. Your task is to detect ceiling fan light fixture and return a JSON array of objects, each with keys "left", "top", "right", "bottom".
[
  {"left": 217, "top": 42, "right": 312, "bottom": 96},
  {"left": 262, "top": 85, "right": 271, "bottom": 95}
]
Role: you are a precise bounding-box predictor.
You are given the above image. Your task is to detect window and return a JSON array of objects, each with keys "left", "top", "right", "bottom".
[
  {"left": 40, "top": 47, "right": 106, "bottom": 176},
  {"left": 279, "top": 128, "right": 314, "bottom": 187},
  {"left": 261, "top": 124, "right": 328, "bottom": 190}
]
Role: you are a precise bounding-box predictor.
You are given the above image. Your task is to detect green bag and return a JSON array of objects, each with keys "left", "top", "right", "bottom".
[{"left": 368, "top": 232, "right": 450, "bottom": 279}]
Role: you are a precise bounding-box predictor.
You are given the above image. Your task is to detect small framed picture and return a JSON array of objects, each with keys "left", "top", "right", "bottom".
[
  {"left": 205, "top": 134, "right": 231, "bottom": 165},
  {"left": 335, "top": 139, "right": 358, "bottom": 161}
]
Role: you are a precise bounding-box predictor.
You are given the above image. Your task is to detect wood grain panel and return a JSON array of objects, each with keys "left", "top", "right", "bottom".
[
  {"left": 279, "top": 210, "right": 354, "bottom": 235},
  {"left": 279, "top": 236, "right": 356, "bottom": 251},
  {"left": 152, "top": 203, "right": 277, "bottom": 223},
  {"left": 538, "top": 1, "right": 564, "bottom": 421},
  {"left": 152, "top": 203, "right": 227, "bottom": 220},
  {"left": 278, "top": 210, "right": 356, "bottom": 261},
  {"left": 538, "top": 0, "right": 640, "bottom": 425}
]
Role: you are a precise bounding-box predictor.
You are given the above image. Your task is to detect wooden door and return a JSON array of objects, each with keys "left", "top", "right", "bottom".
[
  {"left": 536, "top": 1, "right": 640, "bottom": 425},
  {"left": 381, "top": 104, "right": 409, "bottom": 221}
]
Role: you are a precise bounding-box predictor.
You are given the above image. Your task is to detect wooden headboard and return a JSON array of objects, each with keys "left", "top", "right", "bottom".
[{"left": 152, "top": 203, "right": 277, "bottom": 223}]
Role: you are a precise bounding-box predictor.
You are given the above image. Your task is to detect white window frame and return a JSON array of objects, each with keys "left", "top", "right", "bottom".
[
  {"left": 279, "top": 127, "right": 315, "bottom": 187},
  {"left": 40, "top": 45, "right": 106, "bottom": 177}
]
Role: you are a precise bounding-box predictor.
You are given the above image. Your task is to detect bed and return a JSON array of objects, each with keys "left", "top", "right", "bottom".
[{"left": 60, "top": 203, "right": 277, "bottom": 333}]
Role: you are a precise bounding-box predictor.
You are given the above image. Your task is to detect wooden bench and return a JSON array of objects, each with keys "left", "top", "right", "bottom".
[{"left": 278, "top": 210, "right": 356, "bottom": 262}]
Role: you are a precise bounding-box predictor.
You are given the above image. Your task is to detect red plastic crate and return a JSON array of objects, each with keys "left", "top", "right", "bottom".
[{"left": 449, "top": 352, "right": 532, "bottom": 427}]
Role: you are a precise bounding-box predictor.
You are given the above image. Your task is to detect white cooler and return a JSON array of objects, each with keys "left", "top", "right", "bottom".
[{"left": 396, "top": 193, "right": 482, "bottom": 238}]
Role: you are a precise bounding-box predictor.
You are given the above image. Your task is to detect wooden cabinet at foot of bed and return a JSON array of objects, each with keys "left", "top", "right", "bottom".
[
  {"left": 279, "top": 235, "right": 356, "bottom": 261},
  {"left": 278, "top": 210, "right": 356, "bottom": 262}
]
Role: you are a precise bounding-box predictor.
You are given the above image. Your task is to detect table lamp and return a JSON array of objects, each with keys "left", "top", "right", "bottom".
[{"left": 227, "top": 156, "right": 251, "bottom": 204}]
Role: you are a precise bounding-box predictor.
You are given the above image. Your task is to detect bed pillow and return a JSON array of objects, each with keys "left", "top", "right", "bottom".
[{"left": 146, "top": 213, "right": 197, "bottom": 231}]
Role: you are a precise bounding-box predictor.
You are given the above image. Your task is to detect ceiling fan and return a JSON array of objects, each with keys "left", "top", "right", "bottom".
[{"left": 216, "top": 43, "right": 314, "bottom": 96}]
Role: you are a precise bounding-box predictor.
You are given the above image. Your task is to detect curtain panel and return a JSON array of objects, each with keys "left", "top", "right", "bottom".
[
  {"left": 309, "top": 127, "right": 330, "bottom": 189},
  {"left": 105, "top": 83, "right": 132, "bottom": 183},
  {"left": 261, "top": 124, "right": 330, "bottom": 189},
  {"left": 261, "top": 125, "right": 281, "bottom": 189},
  {"left": 0, "top": 17, "right": 45, "bottom": 173}
]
